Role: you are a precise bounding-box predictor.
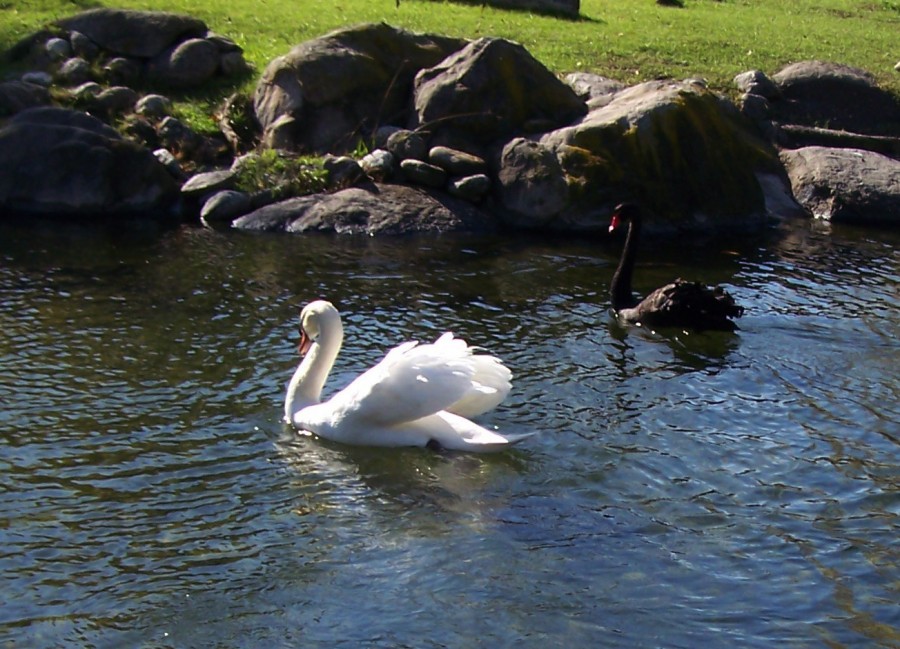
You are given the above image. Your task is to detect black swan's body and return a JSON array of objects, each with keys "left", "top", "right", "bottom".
[{"left": 608, "top": 203, "right": 744, "bottom": 332}]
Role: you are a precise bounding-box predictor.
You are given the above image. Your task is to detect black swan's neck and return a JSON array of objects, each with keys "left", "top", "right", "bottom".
[{"left": 610, "top": 214, "right": 641, "bottom": 310}]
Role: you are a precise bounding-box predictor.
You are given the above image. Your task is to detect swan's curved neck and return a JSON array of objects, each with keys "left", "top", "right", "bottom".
[
  {"left": 610, "top": 214, "right": 641, "bottom": 310},
  {"left": 284, "top": 320, "right": 343, "bottom": 423}
]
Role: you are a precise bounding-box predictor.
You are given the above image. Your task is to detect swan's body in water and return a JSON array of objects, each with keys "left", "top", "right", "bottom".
[
  {"left": 284, "top": 300, "right": 531, "bottom": 452},
  {"left": 608, "top": 202, "right": 744, "bottom": 332}
]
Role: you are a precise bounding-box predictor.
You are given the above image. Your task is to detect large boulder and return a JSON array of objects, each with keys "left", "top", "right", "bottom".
[
  {"left": 253, "top": 23, "right": 467, "bottom": 154},
  {"left": 413, "top": 37, "right": 586, "bottom": 149},
  {"left": 525, "top": 79, "right": 789, "bottom": 232},
  {"left": 232, "top": 182, "right": 497, "bottom": 235},
  {"left": 780, "top": 146, "right": 900, "bottom": 224},
  {"left": 0, "top": 80, "right": 51, "bottom": 116},
  {"left": 769, "top": 61, "right": 900, "bottom": 136},
  {"left": 54, "top": 9, "right": 207, "bottom": 58},
  {"left": 0, "top": 107, "right": 179, "bottom": 219}
]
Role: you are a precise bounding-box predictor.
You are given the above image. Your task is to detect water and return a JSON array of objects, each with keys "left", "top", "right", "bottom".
[{"left": 1, "top": 217, "right": 897, "bottom": 648}]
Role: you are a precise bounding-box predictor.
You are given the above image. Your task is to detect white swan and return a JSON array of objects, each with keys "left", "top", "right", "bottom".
[{"left": 284, "top": 300, "right": 531, "bottom": 452}]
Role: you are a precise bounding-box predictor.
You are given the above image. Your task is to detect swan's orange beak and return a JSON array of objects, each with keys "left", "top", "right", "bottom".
[
  {"left": 609, "top": 213, "right": 621, "bottom": 233},
  {"left": 298, "top": 330, "right": 313, "bottom": 356}
]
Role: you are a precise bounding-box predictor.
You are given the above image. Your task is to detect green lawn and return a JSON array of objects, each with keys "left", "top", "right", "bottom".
[{"left": 3, "top": 0, "right": 899, "bottom": 97}]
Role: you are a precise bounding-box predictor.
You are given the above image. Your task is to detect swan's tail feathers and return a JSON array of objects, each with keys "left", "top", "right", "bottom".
[{"left": 429, "top": 411, "right": 535, "bottom": 452}]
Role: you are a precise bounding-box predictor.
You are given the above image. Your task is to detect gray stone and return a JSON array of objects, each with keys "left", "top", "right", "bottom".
[
  {"left": 232, "top": 183, "right": 497, "bottom": 235},
  {"left": 180, "top": 169, "right": 236, "bottom": 199},
  {"left": 0, "top": 107, "right": 178, "bottom": 218},
  {"left": 428, "top": 146, "right": 486, "bottom": 176},
  {"left": 770, "top": 61, "right": 900, "bottom": 135},
  {"left": 780, "top": 146, "right": 900, "bottom": 224},
  {"left": 359, "top": 149, "right": 395, "bottom": 181},
  {"left": 564, "top": 72, "right": 625, "bottom": 104},
  {"left": 733, "top": 70, "right": 780, "bottom": 100},
  {"left": 55, "top": 8, "right": 207, "bottom": 58},
  {"left": 447, "top": 174, "right": 491, "bottom": 202},
  {"left": 200, "top": 189, "right": 252, "bottom": 224},
  {"left": 148, "top": 38, "right": 220, "bottom": 88},
  {"left": 56, "top": 57, "right": 93, "bottom": 86},
  {"left": 45, "top": 37, "right": 72, "bottom": 61},
  {"left": 371, "top": 125, "right": 402, "bottom": 149},
  {"left": 400, "top": 159, "right": 447, "bottom": 187},
  {"left": 69, "top": 31, "right": 100, "bottom": 60},
  {"left": 71, "top": 81, "right": 103, "bottom": 101},
  {"left": 21, "top": 71, "right": 53, "bottom": 87},
  {"left": 253, "top": 23, "right": 466, "bottom": 153},
  {"left": 0, "top": 80, "right": 51, "bottom": 116},
  {"left": 135, "top": 94, "right": 171, "bottom": 118},
  {"left": 103, "top": 57, "right": 142, "bottom": 86},
  {"left": 153, "top": 148, "right": 184, "bottom": 179},
  {"left": 740, "top": 93, "right": 770, "bottom": 122},
  {"left": 413, "top": 37, "right": 586, "bottom": 145},
  {"left": 220, "top": 51, "right": 250, "bottom": 77},
  {"left": 386, "top": 129, "right": 428, "bottom": 161},
  {"left": 322, "top": 155, "right": 366, "bottom": 189},
  {"left": 96, "top": 86, "right": 140, "bottom": 115},
  {"left": 496, "top": 137, "right": 568, "bottom": 229},
  {"left": 537, "top": 79, "right": 784, "bottom": 232}
]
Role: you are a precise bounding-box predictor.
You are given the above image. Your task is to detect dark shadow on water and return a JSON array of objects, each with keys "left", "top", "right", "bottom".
[{"left": 607, "top": 311, "right": 742, "bottom": 374}]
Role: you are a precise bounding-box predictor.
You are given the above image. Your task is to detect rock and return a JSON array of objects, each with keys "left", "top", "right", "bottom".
[
  {"left": 71, "top": 81, "right": 103, "bottom": 101},
  {"left": 180, "top": 169, "right": 236, "bottom": 200},
  {"left": 413, "top": 37, "right": 586, "bottom": 146},
  {"left": 45, "top": 37, "right": 72, "bottom": 61},
  {"left": 322, "top": 155, "right": 366, "bottom": 189},
  {"left": 220, "top": 51, "right": 250, "bottom": 77},
  {"left": 232, "top": 183, "right": 498, "bottom": 235},
  {"left": 740, "top": 93, "right": 770, "bottom": 122},
  {"left": 537, "top": 79, "right": 786, "bottom": 232},
  {"left": 447, "top": 174, "right": 491, "bottom": 202},
  {"left": 153, "top": 148, "right": 184, "bottom": 179},
  {"left": 253, "top": 23, "right": 466, "bottom": 153},
  {"left": 0, "top": 107, "right": 178, "bottom": 218},
  {"left": 428, "top": 146, "right": 486, "bottom": 175},
  {"left": 371, "top": 125, "right": 403, "bottom": 149},
  {"left": 200, "top": 189, "right": 252, "bottom": 224},
  {"left": 565, "top": 72, "right": 625, "bottom": 106},
  {"left": 56, "top": 57, "right": 93, "bottom": 85},
  {"left": 733, "top": 70, "right": 780, "bottom": 99},
  {"left": 359, "top": 149, "right": 395, "bottom": 181},
  {"left": 69, "top": 31, "right": 100, "bottom": 60},
  {"left": 400, "top": 159, "right": 447, "bottom": 187},
  {"left": 103, "top": 57, "right": 142, "bottom": 86},
  {"left": 148, "top": 38, "right": 220, "bottom": 88},
  {"left": 386, "top": 129, "right": 428, "bottom": 161},
  {"left": 21, "top": 72, "right": 53, "bottom": 87},
  {"left": 495, "top": 137, "right": 568, "bottom": 228},
  {"left": 54, "top": 8, "right": 207, "bottom": 59},
  {"left": 780, "top": 146, "right": 900, "bottom": 224},
  {"left": 770, "top": 61, "right": 900, "bottom": 136},
  {"left": 95, "top": 86, "right": 140, "bottom": 116},
  {"left": 0, "top": 80, "right": 51, "bottom": 116},
  {"left": 135, "top": 94, "right": 172, "bottom": 118}
]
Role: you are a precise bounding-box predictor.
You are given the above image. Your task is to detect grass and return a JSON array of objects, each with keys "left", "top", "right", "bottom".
[{"left": 2, "top": 0, "right": 899, "bottom": 107}]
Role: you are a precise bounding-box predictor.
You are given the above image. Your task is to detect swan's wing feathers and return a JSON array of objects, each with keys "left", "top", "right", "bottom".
[
  {"left": 444, "top": 353, "right": 512, "bottom": 418},
  {"left": 330, "top": 335, "right": 479, "bottom": 427}
]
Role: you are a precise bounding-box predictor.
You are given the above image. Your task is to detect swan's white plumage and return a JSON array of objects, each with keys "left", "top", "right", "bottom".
[{"left": 284, "top": 300, "right": 528, "bottom": 452}]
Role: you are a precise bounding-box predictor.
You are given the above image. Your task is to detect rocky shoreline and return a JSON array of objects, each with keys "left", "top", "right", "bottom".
[{"left": 1, "top": 9, "right": 898, "bottom": 232}]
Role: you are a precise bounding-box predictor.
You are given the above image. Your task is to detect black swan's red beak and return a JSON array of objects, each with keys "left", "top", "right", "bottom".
[{"left": 609, "top": 213, "right": 622, "bottom": 233}]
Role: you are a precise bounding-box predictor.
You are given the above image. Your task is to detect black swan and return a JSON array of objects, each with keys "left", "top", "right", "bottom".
[{"left": 608, "top": 202, "right": 744, "bottom": 331}]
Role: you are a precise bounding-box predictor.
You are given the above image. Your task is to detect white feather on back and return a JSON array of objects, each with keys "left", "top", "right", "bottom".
[{"left": 327, "top": 333, "right": 502, "bottom": 428}]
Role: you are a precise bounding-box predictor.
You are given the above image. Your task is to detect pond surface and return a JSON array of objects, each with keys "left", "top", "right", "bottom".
[{"left": 1, "top": 216, "right": 898, "bottom": 648}]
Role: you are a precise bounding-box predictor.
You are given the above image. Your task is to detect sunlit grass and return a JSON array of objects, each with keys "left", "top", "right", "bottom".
[{"left": 2, "top": 0, "right": 898, "bottom": 99}]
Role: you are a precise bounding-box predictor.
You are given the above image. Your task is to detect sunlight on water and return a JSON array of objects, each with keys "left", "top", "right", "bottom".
[{"left": 0, "top": 219, "right": 897, "bottom": 648}]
